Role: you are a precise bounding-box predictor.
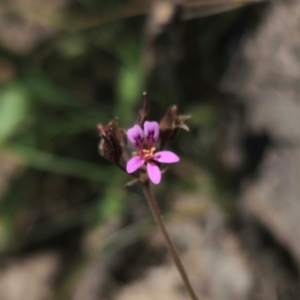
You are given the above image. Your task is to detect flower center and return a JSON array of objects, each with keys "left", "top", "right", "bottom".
[{"left": 142, "top": 147, "right": 156, "bottom": 161}]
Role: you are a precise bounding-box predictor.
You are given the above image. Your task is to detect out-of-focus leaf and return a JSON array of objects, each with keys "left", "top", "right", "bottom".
[
  {"left": 115, "top": 41, "right": 143, "bottom": 123},
  {"left": 100, "top": 174, "right": 125, "bottom": 220},
  {"left": 58, "top": 36, "right": 87, "bottom": 58},
  {"left": 0, "top": 144, "right": 113, "bottom": 182},
  {"left": 0, "top": 84, "right": 30, "bottom": 144},
  {"left": 24, "top": 74, "right": 83, "bottom": 108},
  {"left": 116, "top": 65, "right": 142, "bottom": 113},
  {"left": 11, "top": 200, "right": 101, "bottom": 251},
  {"left": 182, "top": 0, "right": 263, "bottom": 19},
  {"left": 0, "top": 215, "right": 12, "bottom": 252},
  {"left": 25, "top": 74, "right": 105, "bottom": 122},
  {"left": 188, "top": 104, "right": 217, "bottom": 126}
]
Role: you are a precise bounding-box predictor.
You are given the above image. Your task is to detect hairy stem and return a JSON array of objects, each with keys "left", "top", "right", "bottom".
[{"left": 142, "top": 183, "right": 198, "bottom": 300}]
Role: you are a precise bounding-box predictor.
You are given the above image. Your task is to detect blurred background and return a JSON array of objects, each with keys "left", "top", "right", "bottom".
[{"left": 0, "top": 0, "right": 299, "bottom": 299}]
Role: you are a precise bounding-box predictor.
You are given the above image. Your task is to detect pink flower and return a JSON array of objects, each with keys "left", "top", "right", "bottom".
[{"left": 126, "top": 121, "right": 179, "bottom": 184}]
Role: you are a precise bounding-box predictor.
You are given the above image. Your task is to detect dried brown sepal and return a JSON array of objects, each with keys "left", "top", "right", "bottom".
[
  {"left": 136, "top": 92, "right": 150, "bottom": 126},
  {"left": 107, "top": 119, "right": 126, "bottom": 145},
  {"left": 159, "top": 105, "right": 191, "bottom": 143},
  {"left": 98, "top": 119, "right": 123, "bottom": 164}
]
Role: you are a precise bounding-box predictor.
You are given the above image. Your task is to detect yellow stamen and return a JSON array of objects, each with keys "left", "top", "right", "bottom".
[{"left": 143, "top": 147, "right": 156, "bottom": 160}]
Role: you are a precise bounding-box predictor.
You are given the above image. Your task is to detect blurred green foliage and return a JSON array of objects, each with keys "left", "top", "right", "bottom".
[
  {"left": 0, "top": 0, "right": 250, "bottom": 297},
  {"left": 0, "top": 0, "right": 151, "bottom": 258}
]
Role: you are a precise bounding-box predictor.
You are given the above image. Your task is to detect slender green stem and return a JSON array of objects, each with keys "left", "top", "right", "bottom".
[{"left": 142, "top": 183, "right": 198, "bottom": 300}]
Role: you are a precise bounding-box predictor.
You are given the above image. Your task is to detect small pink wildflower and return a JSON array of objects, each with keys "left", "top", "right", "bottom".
[{"left": 126, "top": 121, "right": 179, "bottom": 184}]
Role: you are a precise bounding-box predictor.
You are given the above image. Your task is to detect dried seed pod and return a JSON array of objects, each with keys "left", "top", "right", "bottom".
[
  {"left": 136, "top": 92, "right": 150, "bottom": 126},
  {"left": 159, "top": 105, "right": 190, "bottom": 143},
  {"left": 98, "top": 119, "right": 123, "bottom": 164}
]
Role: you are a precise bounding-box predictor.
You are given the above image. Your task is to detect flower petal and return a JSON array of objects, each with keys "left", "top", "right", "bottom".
[
  {"left": 97, "top": 124, "right": 106, "bottom": 136},
  {"left": 154, "top": 151, "right": 180, "bottom": 163},
  {"left": 126, "top": 156, "right": 144, "bottom": 173},
  {"left": 144, "top": 121, "right": 159, "bottom": 144},
  {"left": 127, "top": 125, "right": 144, "bottom": 148},
  {"left": 147, "top": 162, "right": 161, "bottom": 184}
]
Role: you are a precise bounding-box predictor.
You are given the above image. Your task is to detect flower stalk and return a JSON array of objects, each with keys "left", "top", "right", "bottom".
[{"left": 143, "top": 183, "right": 198, "bottom": 300}]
